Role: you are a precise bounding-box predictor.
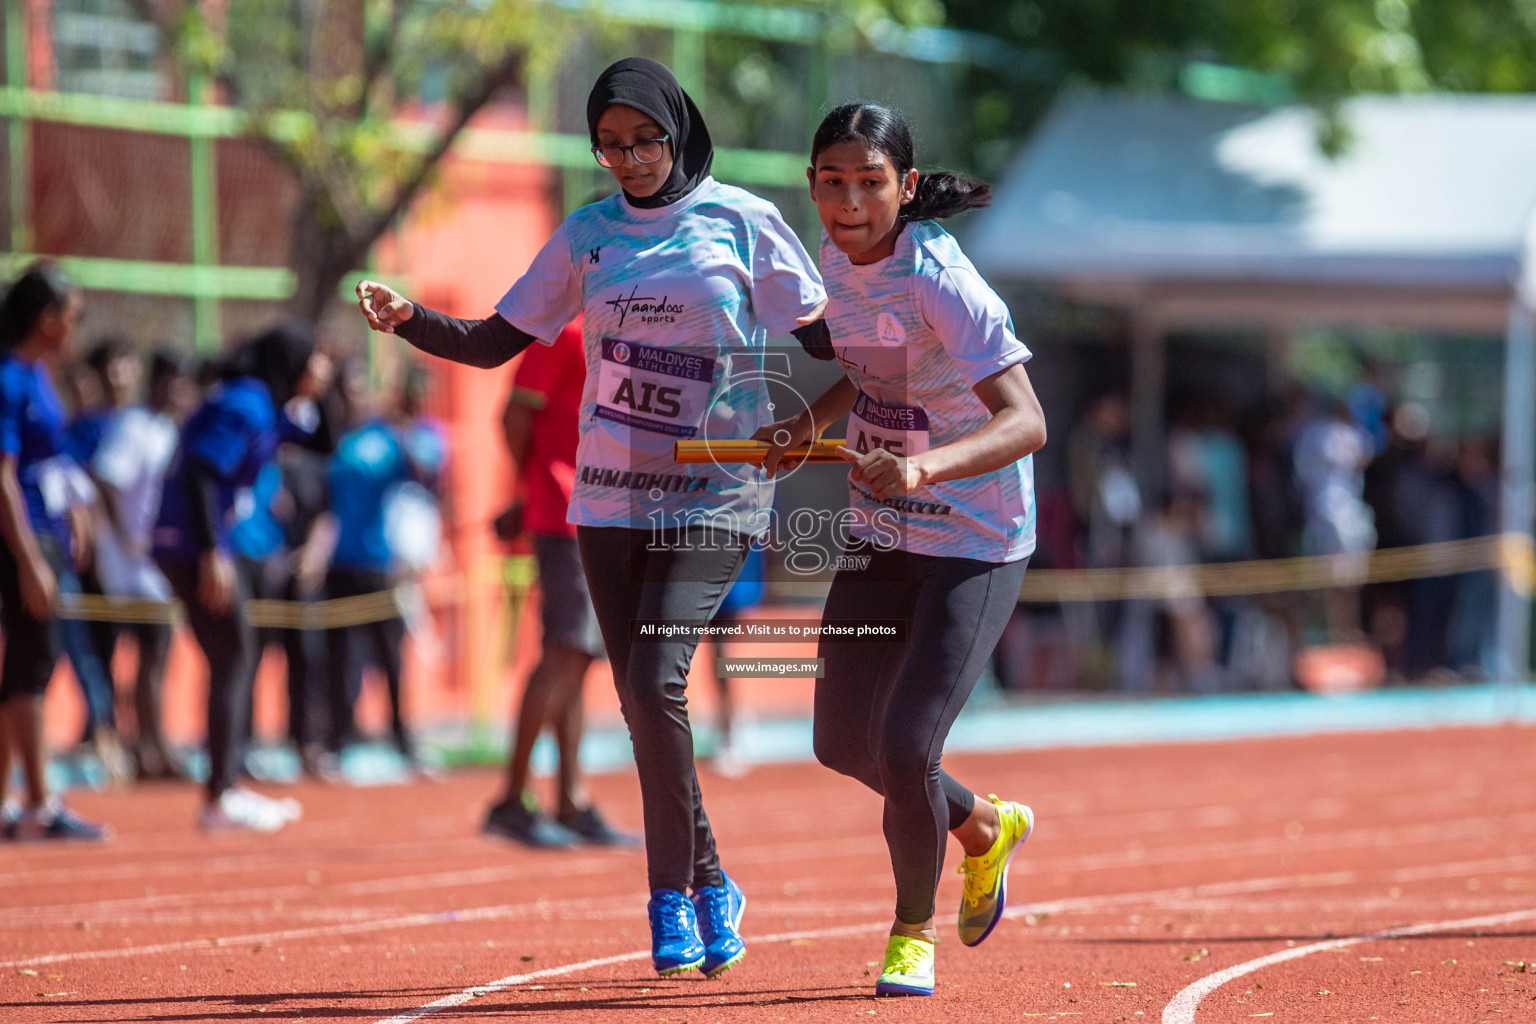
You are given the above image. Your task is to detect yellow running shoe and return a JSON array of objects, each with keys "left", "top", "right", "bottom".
[
  {"left": 956, "top": 796, "right": 1033, "bottom": 946},
  {"left": 875, "top": 934, "right": 935, "bottom": 996}
]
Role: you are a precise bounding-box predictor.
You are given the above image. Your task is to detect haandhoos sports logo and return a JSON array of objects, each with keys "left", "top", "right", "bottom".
[{"left": 604, "top": 284, "right": 686, "bottom": 327}]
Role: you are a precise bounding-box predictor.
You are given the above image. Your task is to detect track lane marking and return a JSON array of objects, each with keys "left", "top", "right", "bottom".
[
  {"left": 0, "top": 867, "right": 1356, "bottom": 972},
  {"left": 1159, "top": 907, "right": 1536, "bottom": 1024},
  {"left": 362, "top": 872, "right": 1372, "bottom": 1024}
]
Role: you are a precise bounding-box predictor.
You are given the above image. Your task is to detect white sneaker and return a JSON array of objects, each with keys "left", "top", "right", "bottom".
[
  {"left": 711, "top": 738, "right": 750, "bottom": 780},
  {"left": 199, "top": 788, "right": 303, "bottom": 833}
]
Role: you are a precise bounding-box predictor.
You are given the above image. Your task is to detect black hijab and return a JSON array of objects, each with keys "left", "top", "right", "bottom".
[
  {"left": 224, "top": 321, "right": 315, "bottom": 408},
  {"left": 586, "top": 58, "right": 714, "bottom": 210}
]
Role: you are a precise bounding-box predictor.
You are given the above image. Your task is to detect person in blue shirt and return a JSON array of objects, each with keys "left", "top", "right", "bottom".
[
  {"left": 322, "top": 359, "right": 421, "bottom": 766},
  {"left": 153, "top": 322, "right": 334, "bottom": 833},
  {"left": 0, "top": 262, "right": 112, "bottom": 841},
  {"left": 229, "top": 450, "right": 334, "bottom": 779}
]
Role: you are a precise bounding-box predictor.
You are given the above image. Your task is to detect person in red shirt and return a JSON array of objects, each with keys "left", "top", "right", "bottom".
[{"left": 484, "top": 320, "right": 637, "bottom": 847}]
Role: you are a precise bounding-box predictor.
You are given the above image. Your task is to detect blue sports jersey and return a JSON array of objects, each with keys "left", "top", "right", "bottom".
[
  {"left": 229, "top": 461, "right": 285, "bottom": 561},
  {"left": 402, "top": 416, "right": 448, "bottom": 493},
  {"left": 0, "top": 353, "right": 74, "bottom": 541},
  {"left": 64, "top": 409, "right": 116, "bottom": 466},
  {"left": 153, "top": 377, "right": 286, "bottom": 563},
  {"left": 821, "top": 220, "right": 1036, "bottom": 563},
  {"left": 330, "top": 418, "right": 411, "bottom": 572}
]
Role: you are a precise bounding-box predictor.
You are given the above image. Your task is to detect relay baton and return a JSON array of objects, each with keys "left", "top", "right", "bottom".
[{"left": 673, "top": 439, "right": 849, "bottom": 465}]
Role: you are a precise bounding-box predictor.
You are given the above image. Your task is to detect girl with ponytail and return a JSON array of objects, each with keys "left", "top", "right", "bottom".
[
  {"left": 0, "top": 262, "right": 112, "bottom": 841},
  {"left": 755, "top": 102, "right": 1046, "bottom": 996}
]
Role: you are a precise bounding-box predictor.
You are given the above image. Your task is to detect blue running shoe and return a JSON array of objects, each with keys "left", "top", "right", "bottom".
[
  {"left": 647, "top": 888, "right": 706, "bottom": 975},
  {"left": 691, "top": 871, "right": 746, "bottom": 978}
]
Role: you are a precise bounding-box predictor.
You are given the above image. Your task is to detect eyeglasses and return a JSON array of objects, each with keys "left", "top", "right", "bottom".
[{"left": 592, "top": 135, "right": 671, "bottom": 168}]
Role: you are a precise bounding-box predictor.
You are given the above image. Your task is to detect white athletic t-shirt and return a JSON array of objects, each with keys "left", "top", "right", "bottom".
[
  {"left": 822, "top": 219, "right": 1036, "bottom": 563},
  {"left": 92, "top": 405, "right": 180, "bottom": 598},
  {"left": 497, "top": 177, "right": 825, "bottom": 532}
]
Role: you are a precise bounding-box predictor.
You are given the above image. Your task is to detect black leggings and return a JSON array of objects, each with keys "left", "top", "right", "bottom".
[
  {"left": 577, "top": 525, "right": 748, "bottom": 894},
  {"left": 158, "top": 558, "right": 255, "bottom": 800},
  {"left": 814, "top": 546, "right": 1029, "bottom": 924},
  {"left": 0, "top": 536, "right": 64, "bottom": 701},
  {"left": 324, "top": 566, "right": 407, "bottom": 753},
  {"left": 238, "top": 556, "right": 326, "bottom": 749}
]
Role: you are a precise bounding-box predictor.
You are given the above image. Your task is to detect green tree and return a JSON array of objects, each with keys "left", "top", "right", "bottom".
[
  {"left": 126, "top": 0, "right": 566, "bottom": 323},
  {"left": 125, "top": 0, "right": 935, "bottom": 323},
  {"left": 942, "top": 0, "right": 1536, "bottom": 168}
]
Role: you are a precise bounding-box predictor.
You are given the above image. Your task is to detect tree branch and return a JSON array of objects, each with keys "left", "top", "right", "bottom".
[
  {"left": 359, "top": 0, "right": 419, "bottom": 117},
  {"left": 359, "top": 51, "right": 524, "bottom": 251}
]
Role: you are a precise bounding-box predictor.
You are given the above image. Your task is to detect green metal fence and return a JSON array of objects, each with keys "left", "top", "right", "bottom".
[{"left": 1, "top": 1, "right": 996, "bottom": 350}]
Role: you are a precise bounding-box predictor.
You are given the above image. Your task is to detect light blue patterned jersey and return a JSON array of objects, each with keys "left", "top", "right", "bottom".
[
  {"left": 496, "top": 177, "right": 825, "bottom": 532},
  {"left": 821, "top": 219, "right": 1036, "bottom": 563}
]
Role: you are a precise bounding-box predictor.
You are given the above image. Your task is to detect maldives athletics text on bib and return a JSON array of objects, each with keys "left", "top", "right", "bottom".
[
  {"left": 847, "top": 391, "right": 931, "bottom": 459},
  {"left": 594, "top": 338, "right": 716, "bottom": 437}
]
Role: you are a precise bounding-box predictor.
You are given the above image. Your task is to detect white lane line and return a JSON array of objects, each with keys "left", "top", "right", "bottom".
[
  {"left": 0, "top": 866, "right": 1355, "bottom": 973},
  {"left": 0, "top": 896, "right": 630, "bottom": 970},
  {"left": 1159, "top": 906, "right": 1536, "bottom": 1024},
  {"left": 0, "top": 858, "right": 617, "bottom": 925},
  {"left": 367, "top": 872, "right": 1372, "bottom": 1024},
  {"left": 1384, "top": 853, "right": 1536, "bottom": 882},
  {"left": 370, "top": 921, "right": 900, "bottom": 1024}
]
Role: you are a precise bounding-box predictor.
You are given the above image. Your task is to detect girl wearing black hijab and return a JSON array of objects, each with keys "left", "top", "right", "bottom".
[
  {"left": 153, "top": 322, "right": 333, "bottom": 833},
  {"left": 358, "top": 57, "right": 828, "bottom": 978}
]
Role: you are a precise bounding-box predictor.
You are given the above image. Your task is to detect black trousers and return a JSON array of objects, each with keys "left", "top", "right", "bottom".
[
  {"left": 814, "top": 546, "right": 1029, "bottom": 924},
  {"left": 0, "top": 535, "right": 64, "bottom": 701},
  {"left": 238, "top": 556, "right": 326, "bottom": 749},
  {"left": 158, "top": 557, "right": 255, "bottom": 800},
  {"left": 324, "top": 566, "right": 407, "bottom": 753},
  {"left": 576, "top": 525, "right": 748, "bottom": 894}
]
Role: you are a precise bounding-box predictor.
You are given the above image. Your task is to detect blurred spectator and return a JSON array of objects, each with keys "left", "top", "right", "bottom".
[
  {"left": 1246, "top": 390, "right": 1306, "bottom": 562},
  {"left": 228, "top": 441, "right": 334, "bottom": 778},
  {"left": 1068, "top": 393, "right": 1142, "bottom": 683},
  {"left": 1124, "top": 489, "right": 1222, "bottom": 694},
  {"left": 1294, "top": 397, "right": 1376, "bottom": 639},
  {"left": 396, "top": 364, "right": 449, "bottom": 497},
  {"left": 1068, "top": 393, "right": 1139, "bottom": 568},
  {"left": 1447, "top": 437, "right": 1499, "bottom": 676},
  {"left": 1349, "top": 362, "right": 1390, "bottom": 458},
  {"left": 1362, "top": 403, "right": 1431, "bottom": 676},
  {"left": 276, "top": 447, "right": 335, "bottom": 770},
  {"left": 59, "top": 339, "right": 137, "bottom": 781},
  {"left": 0, "top": 261, "right": 111, "bottom": 840},
  {"left": 152, "top": 323, "right": 331, "bottom": 832},
  {"left": 1168, "top": 394, "right": 1252, "bottom": 561},
  {"left": 322, "top": 359, "right": 421, "bottom": 769},
  {"left": 89, "top": 350, "right": 195, "bottom": 779}
]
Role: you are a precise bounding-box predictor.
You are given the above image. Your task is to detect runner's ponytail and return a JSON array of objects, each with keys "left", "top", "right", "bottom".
[{"left": 903, "top": 172, "right": 991, "bottom": 223}]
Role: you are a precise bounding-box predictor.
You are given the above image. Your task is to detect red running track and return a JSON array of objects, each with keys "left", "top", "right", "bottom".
[{"left": 3, "top": 725, "right": 1535, "bottom": 1023}]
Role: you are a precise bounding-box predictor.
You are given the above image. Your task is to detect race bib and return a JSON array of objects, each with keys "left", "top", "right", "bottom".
[
  {"left": 593, "top": 339, "right": 716, "bottom": 438},
  {"left": 848, "top": 391, "right": 930, "bottom": 458}
]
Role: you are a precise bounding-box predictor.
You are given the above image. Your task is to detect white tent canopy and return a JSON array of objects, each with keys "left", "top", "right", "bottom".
[
  {"left": 971, "top": 92, "right": 1536, "bottom": 297},
  {"left": 968, "top": 91, "right": 1536, "bottom": 680}
]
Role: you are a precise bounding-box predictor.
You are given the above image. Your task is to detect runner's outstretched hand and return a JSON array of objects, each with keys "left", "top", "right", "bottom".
[{"left": 357, "top": 280, "right": 415, "bottom": 334}]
